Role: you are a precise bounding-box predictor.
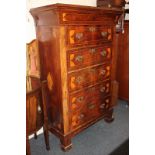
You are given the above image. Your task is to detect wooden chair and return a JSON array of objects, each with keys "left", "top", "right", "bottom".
[{"left": 26, "top": 77, "right": 50, "bottom": 155}]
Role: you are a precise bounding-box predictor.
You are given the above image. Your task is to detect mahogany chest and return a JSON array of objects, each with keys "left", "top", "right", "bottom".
[{"left": 30, "top": 3, "right": 122, "bottom": 151}]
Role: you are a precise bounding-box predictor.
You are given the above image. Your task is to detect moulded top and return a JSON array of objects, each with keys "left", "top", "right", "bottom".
[{"left": 30, "top": 3, "right": 123, "bottom": 15}]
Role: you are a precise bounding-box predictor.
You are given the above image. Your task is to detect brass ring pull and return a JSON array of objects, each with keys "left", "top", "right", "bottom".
[
  {"left": 100, "top": 69, "right": 106, "bottom": 75},
  {"left": 37, "top": 104, "right": 42, "bottom": 113},
  {"left": 101, "top": 31, "right": 108, "bottom": 37},
  {"left": 75, "top": 55, "right": 83, "bottom": 62},
  {"left": 78, "top": 114, "right": 85, "bottom": 120},
  {"left": 75, "top": 32, "right": 83, "bottom": 39},
  {"left": 100, "top": 103, "right": 105, "bottom": 109},
  {"left": 100, "top": 87, "right": 106, "bottom": 92},
  {"left": 100, "top": 50, "right": 107, "bottom": 57}
]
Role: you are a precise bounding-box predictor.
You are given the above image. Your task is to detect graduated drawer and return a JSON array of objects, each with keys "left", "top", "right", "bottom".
[
  {"left": 68, "top": 64, "right": 111, "bottom": 92},
  {"left": 67, "top": 45, "right": 112, "bottom": 71},
  {"left": 69, "top": 81, "right": 111, "bottom": 112},
  {"left": 71, "top": 95, "right": 111, "bottom": 130},
  {"left": 67, "top": 26, "right": 112, "bottom": 47}
]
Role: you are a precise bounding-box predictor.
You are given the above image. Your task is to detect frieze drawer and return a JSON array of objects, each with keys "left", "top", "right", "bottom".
[{"left": 60, "top": 11, "right": 115, "bottom": 24}]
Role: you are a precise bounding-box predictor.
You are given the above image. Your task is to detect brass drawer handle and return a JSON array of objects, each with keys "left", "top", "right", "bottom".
[
  {"left": 76, "top": 96, "right": 84, "bottom": 103},
  {"left": 75, "top": 55, "right": 84, "bottom": 62},
  {"left": 89, "top": 48, "right": 96, "bottom": 54},
  {"left": 88, "top": 103, "right": 95, "bottom": 109},
  {"left": 75, "top": 76, "right": 84, "bottom": 84},
  {"left": 37, "top": 105, "right": 42, "bottom": 113},
  {"left": 100, "top": 50, "right": 107, "bottom": 57},
  {"left": 89, "top": 26, "right": 96, "bottom": 32},
  {"left": 75, "top": 32, "right": 83, "bottom": 40},
  {"left": 100, "top": 103, "right": 105, "bottom": 109},
  {"left": 78, "top": 114, "right": 85, "bottom": 120},
  {"left": 100, "top": 69, "right": 106, "bottom": 75},
  {"left": 100, "top": 87, "right": 106, "bottom": 93},
  {"left": 101, "top": 31, "right": 108, "bottom": 37}
]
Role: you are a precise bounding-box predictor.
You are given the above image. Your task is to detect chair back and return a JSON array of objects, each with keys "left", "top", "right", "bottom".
[{"left": 26, "top": 77, "right": 43, "bottom": 135}]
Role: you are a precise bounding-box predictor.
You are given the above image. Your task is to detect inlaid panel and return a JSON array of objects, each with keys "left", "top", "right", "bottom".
[
  {"left": 67, "top": 45, "right": 112, "bottom": 71},
  {"left": 68, "top": 64, "right": 111, "bottom": 92}
]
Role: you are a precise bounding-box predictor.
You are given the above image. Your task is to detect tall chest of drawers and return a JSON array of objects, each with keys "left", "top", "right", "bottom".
[{"left": 30, "top": 4, "right": 122, "bottom": 151}]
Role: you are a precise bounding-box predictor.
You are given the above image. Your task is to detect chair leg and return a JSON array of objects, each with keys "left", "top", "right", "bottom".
[
  {"left": 34, "top": 132, "right": 37, "bottom": 139},
  {"left": 26, "top": 136, "right": 31, "bottom": 155},
  {"left": 43, "top": 126, "right": 50, "bottom": 150},
  {"left": 41, "top": 81, "right": 50, "bottom": 151}
]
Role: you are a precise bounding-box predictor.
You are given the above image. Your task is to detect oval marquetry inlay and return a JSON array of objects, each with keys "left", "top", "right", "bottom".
[{"left": 47, "top": 72, "right": 53, "bottom": 91}]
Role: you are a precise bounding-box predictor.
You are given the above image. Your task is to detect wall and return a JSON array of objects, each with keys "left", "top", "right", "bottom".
[{"left": 26, "top": 0, "right": 97, "bottom": 43}]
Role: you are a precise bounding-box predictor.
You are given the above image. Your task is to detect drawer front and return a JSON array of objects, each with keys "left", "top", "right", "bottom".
[
  {"left": 67, "top": 46, "right": 112, "bottom": 71},
  {"left": 71, "top": 107, "right": 88, "bottom": 130},
  {"left": 60, "top": 12, "right": 114, "bottom": 24},
  {"left": 69, "top": 81, "right": 111, "bottom": 112},
  {"left": 71, "top": 95, "right": 111, "bottom": 130},
  {"left": 71, "top": 100, "right": 99, "bottom": 130},
  {"left": 67, "top": 26, "right": 112, "bottom": 46},
  {"left": 68, "top": 64, "right": 111, "bottom": 92}
]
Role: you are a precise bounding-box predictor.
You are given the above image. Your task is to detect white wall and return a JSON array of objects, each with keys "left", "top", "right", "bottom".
[{"left": 26, "top": 0, "right": 97, "bottom": 43}]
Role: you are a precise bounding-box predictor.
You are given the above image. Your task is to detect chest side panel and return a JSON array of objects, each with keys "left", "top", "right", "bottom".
[{"left": 36, "top": 26, "right": 64, "bottom": 132}]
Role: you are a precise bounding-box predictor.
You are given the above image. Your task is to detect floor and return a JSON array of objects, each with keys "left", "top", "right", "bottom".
[{"left": 30, "top": 100, "right": 129, "bottom": 155}]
